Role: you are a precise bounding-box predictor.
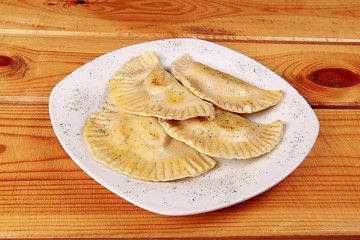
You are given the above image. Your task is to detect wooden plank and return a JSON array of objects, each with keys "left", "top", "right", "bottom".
[
  {"left": 0, "top": 0, "right": 360, "bottom": 43},
  {"left": 0, "top": 105, "right": 359, "bottom": 238},
  {"left": 1, "top": 36, "right": 359, "bottom": 107},
  {"left": 236, "top": 43, "right": 360, "bottom": 107},
  {"left": 0, "top": 37, "right": 142, "bottom": 103}
]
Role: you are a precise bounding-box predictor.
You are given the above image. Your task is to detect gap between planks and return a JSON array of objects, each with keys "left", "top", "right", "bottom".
[
  {"left": 1, "top": 29, "right": 360, "bottom": 45},
  {"left": 0, "top": 96, "right": 49, "bottom": 105}
]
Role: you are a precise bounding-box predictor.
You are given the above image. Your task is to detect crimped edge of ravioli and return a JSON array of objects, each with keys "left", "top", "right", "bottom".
[
  {"left": 159, "top": 111, "right": 284, "bottom": 160},
  {"left": 83, "top": 104, "right": 217, "bottom": 182},
  {"left": 108, "top": 51, "right": 215, "bottom": 120},
  {"left": 171, "top": 54, "right": 283, "bottom": 114}
]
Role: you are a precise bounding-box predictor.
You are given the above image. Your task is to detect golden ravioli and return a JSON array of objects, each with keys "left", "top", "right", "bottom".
[
  {"left": 159, "top": 108, "right": 283, "bottom": 159},
  {"left": 83, "top": 104, "right": 216, "bottom": 182},
  {"left": 108, "top": 51, "right": 215, "bottom": 120},
  {"left": 171, "top": 54, "right": 283, "bottom": 114}
]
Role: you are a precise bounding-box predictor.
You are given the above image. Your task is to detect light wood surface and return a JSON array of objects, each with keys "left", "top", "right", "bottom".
[
  {"left": 0, "top": 0, "right": 360, "bottom": 239},
  {"left": 1, "top": 0, "right": 360, "bottom": 43},
  {"left": 1, "top": 36, "right": 359, "bottom": 106},
  {"left": 1, "top": 105, "right": 359, "bottom": 238}
]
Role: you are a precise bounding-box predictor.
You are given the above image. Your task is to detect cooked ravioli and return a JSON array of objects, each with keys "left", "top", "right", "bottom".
[
  {"left": 83, "top": 104, "right": 216, "bottom": 182},
  {"left": 171, "top": 54, "right": 283, "bottom": 114},
  {"left": 159, "top": 108, "right": 283, "bottom": 159},
  {"left": 108, "top": 51, "right": 215, "bottom": 120}
]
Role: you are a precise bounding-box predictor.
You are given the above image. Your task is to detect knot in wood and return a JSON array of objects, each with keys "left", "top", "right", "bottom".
[
  {"left": 0, "top": 56, "right": 12, "bottom": 66},
  {"left": 310, "top": 68, "right": 359, "bottom": 88},
  {"left": 0, "top": 55, "right": 29, "bottom": 79},
  {"left": 76, "top": 0, "right": 87, "bottom": 4},
  {"left": 0, "top": 144, "right": 6, "bottom": 154}
]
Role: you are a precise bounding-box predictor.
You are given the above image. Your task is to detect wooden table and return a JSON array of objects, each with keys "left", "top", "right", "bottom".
[{"left": 1, "top": 1, "right": 359, "bottom": 239}]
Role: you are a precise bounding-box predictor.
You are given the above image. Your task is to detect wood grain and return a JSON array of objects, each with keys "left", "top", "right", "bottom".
[
  {"left": 0, "top": 37, "right": 142, "bottom": 102},
  {"left": 0, "top": 0, "right": 360, "bottom": 43},
  {"left": 0, "top": 105, "right": 359, "bottom": 238},
  {"left": 1, "top": 36, "right": 359, "bottom": 107},
  {"left": 1, "top": 0, "right": 360, "bottom": 238},
  {"left": 240, "top": 44, "right": 360, "bottom": 107}
]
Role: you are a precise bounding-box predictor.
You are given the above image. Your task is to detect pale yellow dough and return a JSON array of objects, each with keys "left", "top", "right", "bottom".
[
  {"left": 83, "top": 104, "right": 217, "bottom": 182},
  {"left": 108, "top": 51, "right": 215, "bottom": 120},
  {"left": 159, "top": 108, "right": 283, "bottom": 159},
  {"left": 171, "top": 54, "right": 283, "bottom": 114}
]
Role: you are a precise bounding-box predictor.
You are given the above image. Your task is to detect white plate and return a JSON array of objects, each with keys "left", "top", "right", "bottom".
[{"left": 49, "top": 38, "right": 319, "bottom": 216}]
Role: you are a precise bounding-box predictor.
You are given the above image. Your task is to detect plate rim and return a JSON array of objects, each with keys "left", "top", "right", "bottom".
[{"left": 49, "top": 38, "right": 320, "bottom": 216}]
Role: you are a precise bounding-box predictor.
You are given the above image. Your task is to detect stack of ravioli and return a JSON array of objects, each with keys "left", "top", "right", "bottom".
[{"left": 83, "top": 52, "right": 284, "bottom": 182}]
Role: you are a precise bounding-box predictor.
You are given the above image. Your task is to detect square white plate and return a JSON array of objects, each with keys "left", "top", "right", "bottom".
[{"left": 49, "top": 38, "right": 319, "bottom": 216}]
